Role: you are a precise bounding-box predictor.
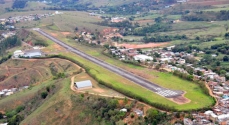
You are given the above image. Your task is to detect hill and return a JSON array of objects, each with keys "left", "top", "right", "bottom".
[{"left": 0, "top": 58, "right": 169, "bottom": 125}]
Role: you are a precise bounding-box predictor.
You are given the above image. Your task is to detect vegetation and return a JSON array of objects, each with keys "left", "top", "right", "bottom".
[
  {"left": 143, "top": 34, "right": 187, "bottom": 43},
  {"left": 35, "top": 54, "right": 214, "bottom": 111},
  {"left": 183, "top": 10, "right": 229, "bottom": 21},
  {"left": 12, "top": 0, "right": 27, "bottom": 9},
  {"left": 0, "top": 36, "right": 21, "bottom": 56}
]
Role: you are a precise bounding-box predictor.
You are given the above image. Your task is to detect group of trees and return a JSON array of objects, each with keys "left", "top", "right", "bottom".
[
  {"left": 145, "top": 109, "right": 168, "bottom": 124},
  {"left": 133, "top": 23, "right": 171, "bottom": 36},
  {"left": 12, "top": 0, "right": 27, "bottom": 9},
  {"left": 91, "top": 98, "right": 126, "bottom": 123},
  {"left": 182, "top": 10, "right": 229, "bottom": 21},
  {"left": 5, "top": 105, "right": 25, "bottom": 125},
  {"left": 172, "top": 45, "right": 200, "bottom": 53},
  {"left": 211, "top": 43, "right": 229, "bottom": 55},
  {"left": 0, "top": 36, "right": 21, "bottom": 56},
  {"left": 97, "top": 20, "right": 133, "bottom": 28},
  {"left": 143, "top": 34, "right": 187, "bottom": 43},
  {"left": 173, "top": 70, "right": 194, "bottom": 81}
]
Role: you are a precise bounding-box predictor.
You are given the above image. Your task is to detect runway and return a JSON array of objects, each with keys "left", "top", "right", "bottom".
[{"left": 34, "top": 28, "right": 183, "bottom": 98}]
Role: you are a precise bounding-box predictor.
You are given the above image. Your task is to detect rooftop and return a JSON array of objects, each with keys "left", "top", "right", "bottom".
[{"left": 75, "top": 80, "right": 92, "bottom": 89}]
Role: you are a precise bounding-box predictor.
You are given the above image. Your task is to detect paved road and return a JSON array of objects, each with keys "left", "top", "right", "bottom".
[{"left": 34, "top": 28, "right": 183, "bottom": 98}]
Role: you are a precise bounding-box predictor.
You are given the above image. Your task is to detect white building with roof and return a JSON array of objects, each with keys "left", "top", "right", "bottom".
[
  {"left": 23, "top": 49, "right": 42, "bottom": 58},
  {"left": 74, "top": 80, "right": 92, "bottom": 90},
  {"left": 133, "top": 55, "right": 153, "bottom": 62},
  {"left": 13, "top": 50, "right": 24, "bottom": 58}
]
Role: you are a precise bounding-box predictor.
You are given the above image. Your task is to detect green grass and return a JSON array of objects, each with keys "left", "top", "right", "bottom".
[
  {"left": 166, "top": 15, "right": 181, "bottom": 20},
  {"left": 35, "top": 30, "right": 215, "bottom": 110},
  {"left": 171, "top": 21, "right": 219, "bottom": 31},
  {"left": 192, "top": 38, "right": 229, "bottom": 49},
  {"left": 78, "top": 0, "right": 140, "bottom": 7},
  {"left": 203, "top": 7, "right": 229, "bottom": 12},
  {"left": 134, "top": 14, "right": 161, "bottom": 21}
]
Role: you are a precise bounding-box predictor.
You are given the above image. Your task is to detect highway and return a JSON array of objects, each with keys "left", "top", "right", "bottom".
[{"left": 34, "top": 28, "right": 183, "bottom": 98}]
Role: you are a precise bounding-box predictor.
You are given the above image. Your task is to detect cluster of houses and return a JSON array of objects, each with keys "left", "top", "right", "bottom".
[
  {"left": 111, "top": 17, "right": 127, "bottom": 23},
  {"left": 1, "top": 31, "right": 15, "bottom": 39},
  {"left": 183, "top": 81, "right": 229, "bottom": 124},
  {"left": 0, "top": 86, "right": 29, "bottom": 97},
  {"left": 108, "top": 45, "right": 226, "bottom": 83},
  {"left": 78, "top": 32, "right": 99, "bottom": 45}
]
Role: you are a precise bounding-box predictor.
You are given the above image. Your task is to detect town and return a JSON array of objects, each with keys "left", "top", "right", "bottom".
[{"left": 107, "top": 44, "right": 229, "bottom": 124}]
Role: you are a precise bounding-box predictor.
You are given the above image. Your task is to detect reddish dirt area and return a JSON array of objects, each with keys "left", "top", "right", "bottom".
[
  {"left": 117, "top": 42, "right": 168, "bottom": 49},
  {"left": 50, "top": 33, "right": 58, "bottom": 37},
  {"left": 101, "top": 27, "right": 119, "bottom": 36},
  {"left": 61, "top": 32, "right": 71, "bottom": 36},
  {"left": 187, "top": 0, "right": 229, "bottom": 5},
  {"left": 169, "top": 92, "right": 191, "bottom": 105},
  {"left": 170, "top": 96, "right": 191, "bottom": 105}
]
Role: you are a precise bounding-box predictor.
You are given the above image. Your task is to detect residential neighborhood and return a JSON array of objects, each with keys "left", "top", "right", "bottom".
[{"left": 106, "top": 44, "right": 229, "bottom": 124}]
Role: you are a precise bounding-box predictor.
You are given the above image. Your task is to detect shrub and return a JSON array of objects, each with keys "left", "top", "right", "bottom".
[{"left": 41, "top": 92, "right": 48, "bottom": 99}]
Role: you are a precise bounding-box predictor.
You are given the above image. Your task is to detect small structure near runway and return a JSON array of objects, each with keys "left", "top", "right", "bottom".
[{"left": 74, "top": 80, "right": 92, "bottom": 90}]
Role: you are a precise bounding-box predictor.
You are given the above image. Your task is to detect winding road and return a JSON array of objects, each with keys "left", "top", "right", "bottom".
[{"left": 34, "top": 28, "right": 183, "bottom": 98}]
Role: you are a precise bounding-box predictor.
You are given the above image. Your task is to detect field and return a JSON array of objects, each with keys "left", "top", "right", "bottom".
[
  {"left": 187, "top": 0, "right": 229, "bottom": 6},
  {"left": 32, "top": 29, "right": 215, "bottom": 110},
  {"left": 78, "top": 0, "right": 140, "bottom": 7},
  {"left": 116, "top": 42, "right": 168, "bottom": 49}
]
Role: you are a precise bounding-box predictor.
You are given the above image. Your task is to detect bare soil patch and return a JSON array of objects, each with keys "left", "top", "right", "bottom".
[
  {"left": 169, "top": 92, "right": 191, "bottom": 105},
  {"left": 117, "top": 42, "right": 169, "bottom": 49},
  {"left": 61, "top": 32, "right": 71, "bottom": 36},
  {"left": 50, "top": 33, "right": 58, "bottom": 37}
]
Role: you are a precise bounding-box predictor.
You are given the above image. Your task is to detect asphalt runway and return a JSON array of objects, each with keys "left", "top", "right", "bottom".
[{"left": 34, "top": 28, "right": 183, "bottom": 98}]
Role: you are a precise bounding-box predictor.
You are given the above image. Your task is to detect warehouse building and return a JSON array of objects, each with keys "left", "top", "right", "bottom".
[
  {"left": 23, "top": 49, "right": 42, "bottom": 58},
  {"left": 74, "top": 80, "right": 92, "bottom": 90}
]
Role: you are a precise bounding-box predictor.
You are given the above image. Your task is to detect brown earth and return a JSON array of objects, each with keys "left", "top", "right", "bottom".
[
  {"left": 117, "top": 42, "right": 169, "bottom": 49},
  {"left": 61, "top": 32, "right": 71, "bottom": 36},
  {"left": 169, "top": 92, "right": 191, "bottom": 105}
]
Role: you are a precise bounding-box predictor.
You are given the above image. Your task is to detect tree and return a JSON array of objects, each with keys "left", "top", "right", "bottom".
[
  {"left": 220, "top": 70, "right": 227, "bottom": 76},
  {"left": 41, "top": 92, "right": 48, "bottom": 99},
  {"left": 223, "top": 56, "right": 229, "bottom": 62},
  {"left": 0, "top": 112, "right": 3, "bottom": 119},
  {"left": 147, "top": 109, "right": 159, "bottom": 120},
  {"left": 224, "top": 24, "right": 229, "bottom": 31},
  {"left": 216, "top": 61, "right": 221, "bottom": 66},
  {"left": 75, "top": 27, "right": 78, "bottom": 31},
  {"left": 155, "top": 17, "right": 163, "bottom": 23},
  {"left": 196, "top": 70, "right": 203, "bottom": 76},
  {"left": 225, "top": 32, "right": 229, "bottom": 38}
]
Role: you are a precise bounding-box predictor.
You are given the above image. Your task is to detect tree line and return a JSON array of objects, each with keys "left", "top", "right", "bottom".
[
  {"left": 0, "top": 36, "right": 21, "bottom": 56},
  {"left": 182, "top": 10, "right": 229, "bottom": 21},
  {"left": 143, "top": 34, "right": 187, "bottom": 43}
]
